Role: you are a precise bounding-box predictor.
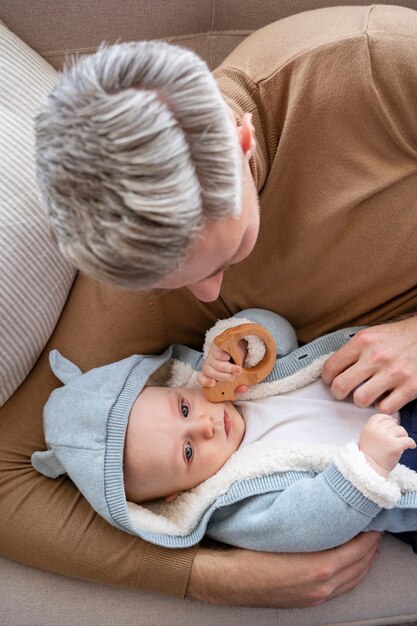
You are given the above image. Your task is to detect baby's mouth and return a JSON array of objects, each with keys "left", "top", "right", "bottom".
[{"left": 224, "top": 411, "right": 232, "bottom": 437}]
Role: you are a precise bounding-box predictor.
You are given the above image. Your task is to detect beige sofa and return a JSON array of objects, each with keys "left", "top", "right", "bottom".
[{"left": 1, "top": 1, "right": 417, "bottom": 624}]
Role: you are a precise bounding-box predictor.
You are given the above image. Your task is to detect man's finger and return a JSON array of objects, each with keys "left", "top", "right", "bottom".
[
  {"left": 376, "top": 386, "right": 417, "bottom": 414},
  {"left": 328, "top": 542, "right": 379, "bottom": 601},
  {"left": 322, "top": 343, "right": 360, "bottom": 385},
  {"left": 303, "top": 532, "right": 380, "bottom": 605},
  {"left": 351, "top": 373, "right": 391, "bottom": 407},
  {"left": 324, "top": 532, "right": 381, "bottom": 599},
  {"left": 329, "top": 366, "right": 374, "bottom": 402}
]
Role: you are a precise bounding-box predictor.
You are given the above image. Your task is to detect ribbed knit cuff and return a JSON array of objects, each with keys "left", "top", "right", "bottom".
[
  {"left": 324, "top": 464, "right": 381, "bottom": 516},
  {"left": 136, "top": 541, "right": 199, "bottom": 598},
  {"left": 333, "top": 442, "right": 401, "bottom": 508}
]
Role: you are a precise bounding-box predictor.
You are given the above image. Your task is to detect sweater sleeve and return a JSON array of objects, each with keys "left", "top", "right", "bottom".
[
  {"left": 0, "top": 275, "right": 199, "bottom": 599},
  {"left": 206, "top": 464, "right": 383, "bottom": 552}
]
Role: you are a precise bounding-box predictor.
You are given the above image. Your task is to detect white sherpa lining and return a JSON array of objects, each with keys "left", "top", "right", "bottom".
[
  {"left": 169, "top": 353, "right": 330, "bottom": 401},
  {"left": 127, "top": 439, "right": 339, "bottom": 537},
  {"left": 169, "top": 361, "right": 199, "bottom": 388},
  {"left": 390, "top": 462, "right": 417, "bottom": 491},
  {"left": 334, "top": 441, "right": 402, "bottom": 508},
  {"left": 170, "top": 313, "right": 330, "bottom": 396},
  {"left": 235, "top": 355, "right": 330, "bottom": 400}
]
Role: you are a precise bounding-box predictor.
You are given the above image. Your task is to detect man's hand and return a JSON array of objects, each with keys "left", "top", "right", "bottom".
[
  {"left": 186, "top": 532, "right": 381, "bottom": 607},
  {"left": 359, "top": 413, "right": 416, "bottom": 477},
  {"left": 322, "top": 317, "right": 417, "bottom": 413}
]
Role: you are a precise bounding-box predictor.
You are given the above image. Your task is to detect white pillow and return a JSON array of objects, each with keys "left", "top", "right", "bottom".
[{"left": 0, "top": 21, "right": 76, "bottom": 407}]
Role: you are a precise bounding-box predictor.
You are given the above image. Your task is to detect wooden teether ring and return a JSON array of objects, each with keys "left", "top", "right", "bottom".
[{"left": 203, "top": 323, "right": 277, "bottom": 402}]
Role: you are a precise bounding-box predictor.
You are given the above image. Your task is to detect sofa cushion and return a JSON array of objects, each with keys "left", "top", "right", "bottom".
[{"left": 0, "top": 20, "right": 76, "bottom": 407}]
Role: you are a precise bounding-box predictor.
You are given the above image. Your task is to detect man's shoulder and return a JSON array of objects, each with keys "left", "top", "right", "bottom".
[{"left": 214, "top": 5, "right": 416, "bottom": 84}]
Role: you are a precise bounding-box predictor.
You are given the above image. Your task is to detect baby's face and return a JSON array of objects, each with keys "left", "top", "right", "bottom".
[{"left": 124, "top": 386, "right": 245, "bottom": 503}]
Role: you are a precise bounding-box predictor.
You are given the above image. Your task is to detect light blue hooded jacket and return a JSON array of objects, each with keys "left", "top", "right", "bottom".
[{"left": 32, "top": 309, "right": 417, "bottom": 552}]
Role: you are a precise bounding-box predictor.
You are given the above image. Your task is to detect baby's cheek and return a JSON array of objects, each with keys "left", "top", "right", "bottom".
[{"left": 205, "top": 448, "right": 230, "bottom": 479}]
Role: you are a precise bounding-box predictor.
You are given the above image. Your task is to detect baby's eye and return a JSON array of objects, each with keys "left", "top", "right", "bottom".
[
  {"left": 184, "top": 442, "right": 193, "bottom": 462},
  {"left": 180, "top": 400, "right": 189, "bottom": 418}
]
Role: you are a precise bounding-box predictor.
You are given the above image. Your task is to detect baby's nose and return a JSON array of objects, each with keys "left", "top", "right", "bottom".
[{"left": 195, "top": 414, "right": 214, "bottom": 439}]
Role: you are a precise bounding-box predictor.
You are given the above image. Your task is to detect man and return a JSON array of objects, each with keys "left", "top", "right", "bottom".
[{"left": 33, "top": 4, "right": 417, "bottom": 606}]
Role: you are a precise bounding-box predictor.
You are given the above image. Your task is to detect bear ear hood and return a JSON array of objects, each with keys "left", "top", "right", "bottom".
[
  {"left": 31, "top": 346, "right": 176, "bottom": 535},
  {"left": 31, "top": 448, "right": 66, "bottom": 478},
  {"left": 31, "top": 351, "right": 83, "bottom": 478},
  {"left": 49, "top": 349, "right": 82, "bottom": 384}
]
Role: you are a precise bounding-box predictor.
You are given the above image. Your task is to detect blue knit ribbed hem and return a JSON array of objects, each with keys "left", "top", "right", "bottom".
[
  {"left": 104, "top": 347, "right": 174, "bottom": 531},
  {"left": 265, "top": 327, "right": 365, "bottom": 381},
  {"left": 165, "top": 327, "right": 366, "bottom": 380},
  {"left": 324, "top": 464, "right": 381, "bottom": 516},
  {"left": 395, "top": 489, "right": 417, "bottom": 508}
]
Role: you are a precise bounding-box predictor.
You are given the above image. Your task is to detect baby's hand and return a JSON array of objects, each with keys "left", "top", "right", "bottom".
[
  {"left": 359, "top": 413, "right": 416, "bottom": 478},
  {"left": 197, "top": 340, "right": 248, "bottom": 393}
]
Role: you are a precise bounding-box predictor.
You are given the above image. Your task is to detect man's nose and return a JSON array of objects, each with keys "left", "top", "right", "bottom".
[{"left": 187, "top": 272, "right": 224, "bottom": 302}]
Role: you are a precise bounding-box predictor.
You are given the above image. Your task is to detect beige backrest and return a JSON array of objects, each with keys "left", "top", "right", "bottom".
[{"left": 2, "top": 0, "right": 417, "bottom": 70}]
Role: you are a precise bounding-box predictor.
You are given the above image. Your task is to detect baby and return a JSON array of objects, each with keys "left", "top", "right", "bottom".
[
  {"left": 124, "top": 358, "right": 414, "bottom": 504},
  {"left": 32, "top": 309, "right": 417, "bottom": 553}
]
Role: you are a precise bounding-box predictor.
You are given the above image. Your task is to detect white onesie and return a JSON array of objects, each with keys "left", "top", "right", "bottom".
[{"left": 236, "top": 379, "right": 400, "bottom": 448}]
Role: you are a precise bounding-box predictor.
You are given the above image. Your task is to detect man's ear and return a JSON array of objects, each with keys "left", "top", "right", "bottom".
[
  {"left": 237, "top": 112, "right": 256, "bottom": 159},
  {"left": 164, "top": 492, "right": 180, "bottom": 503}
]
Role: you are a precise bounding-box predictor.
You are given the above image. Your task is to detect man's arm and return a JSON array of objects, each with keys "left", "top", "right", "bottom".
[
  {"left": 187, "top": 533, "right": 380, "bottom": 607},
  {"left": 322, "top": 316, "right": 417, "bottom": 413},
  {"left": 0, "top": 272, "right": 380, "bottom": 606}
]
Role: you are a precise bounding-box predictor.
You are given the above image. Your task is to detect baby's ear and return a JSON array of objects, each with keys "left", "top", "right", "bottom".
[{"left": 49, "top": 350, "right": 82, "bottom": 384}]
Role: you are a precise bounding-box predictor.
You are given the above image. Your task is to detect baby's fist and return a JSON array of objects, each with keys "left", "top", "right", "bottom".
[
  {"left": 359, "top": 413, "right": 416, "bottom": 478},
  {"left": 197, "top": 342, "right": 246, "bottom": 390}
]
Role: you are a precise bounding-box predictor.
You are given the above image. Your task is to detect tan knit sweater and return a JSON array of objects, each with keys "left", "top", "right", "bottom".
[{"left": 213, "top": 4, "right": 417, "bottom": 342}]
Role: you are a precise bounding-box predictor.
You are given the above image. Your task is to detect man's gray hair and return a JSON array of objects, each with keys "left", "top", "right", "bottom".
[{"left": 35, "top": 41, "right": 243, "bottom": 289}]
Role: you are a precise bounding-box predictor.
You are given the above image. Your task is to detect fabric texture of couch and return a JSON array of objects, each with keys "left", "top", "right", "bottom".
[
  {"left": 1, "top": 1, "right": 417, "bottom": 624},
  {"left": 0, "top": 20, "right": 75, "bottom": 407}
]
